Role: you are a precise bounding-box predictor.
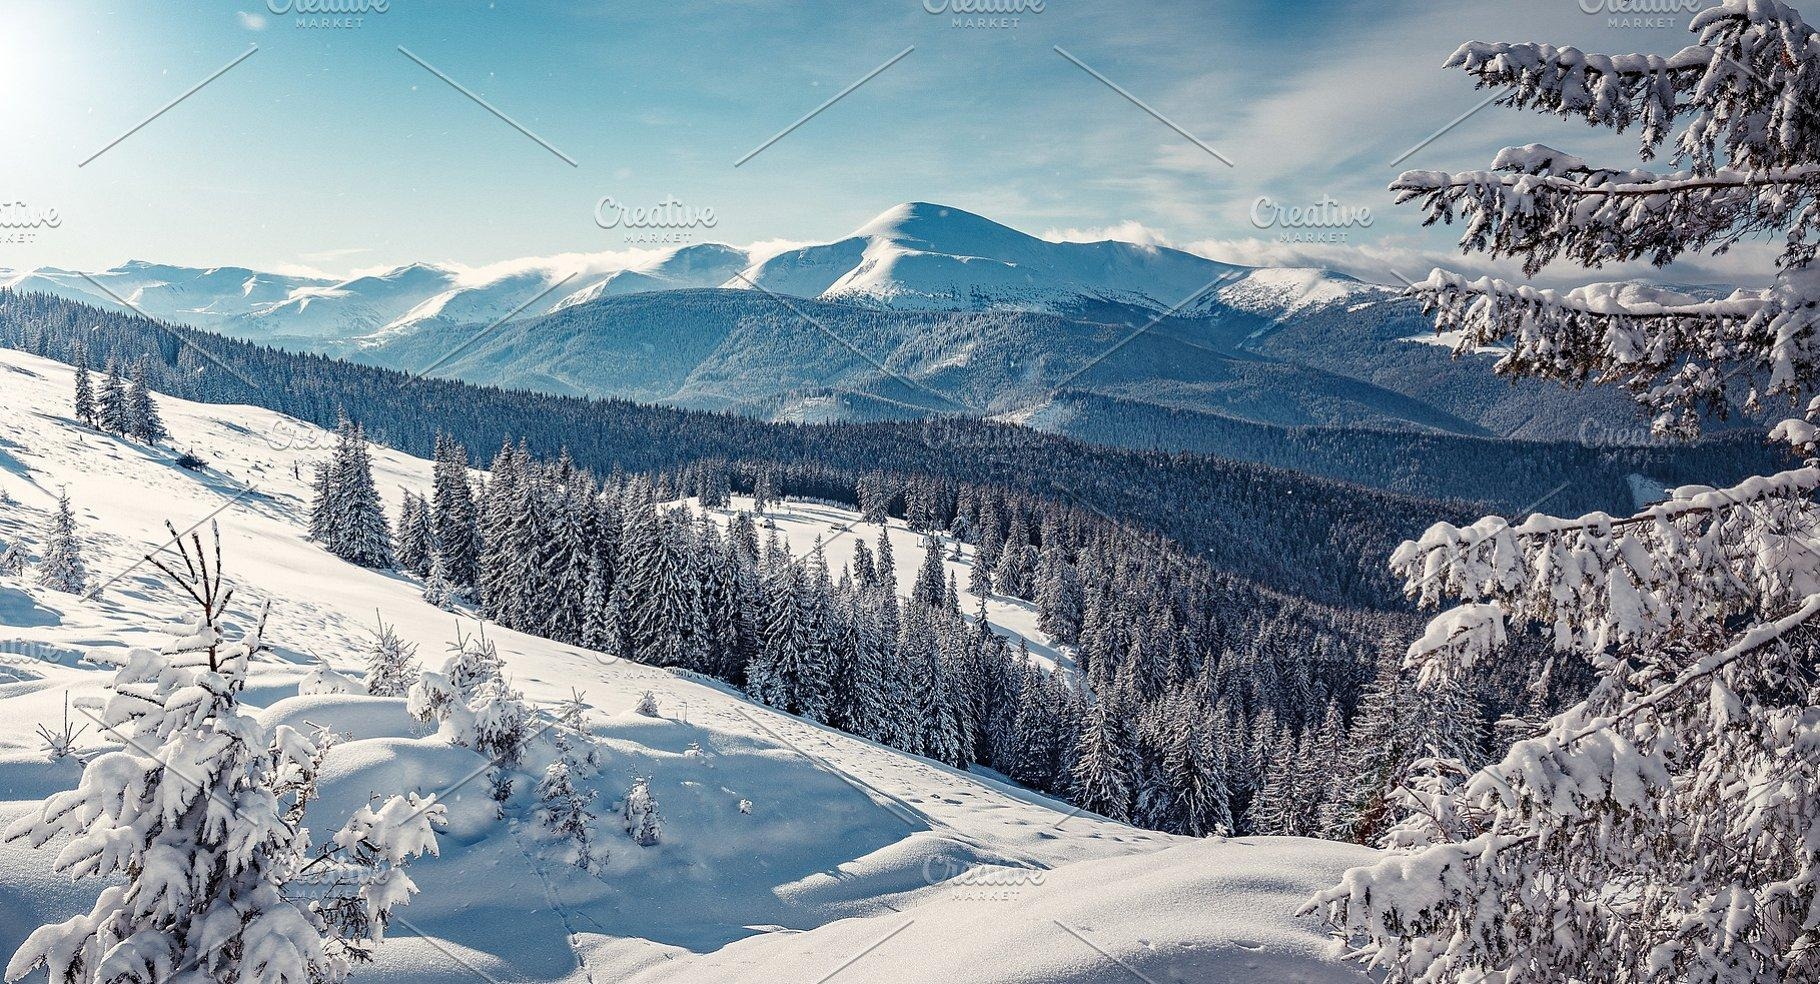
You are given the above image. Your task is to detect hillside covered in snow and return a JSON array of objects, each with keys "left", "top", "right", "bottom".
[{"left": 0, "top": 348, "right": 1372, "bottom": 983}]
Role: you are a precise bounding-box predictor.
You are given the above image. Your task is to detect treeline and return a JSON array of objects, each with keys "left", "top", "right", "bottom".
[{"left": 1045, "top": 391, "right": 1784, "bottom": 517}]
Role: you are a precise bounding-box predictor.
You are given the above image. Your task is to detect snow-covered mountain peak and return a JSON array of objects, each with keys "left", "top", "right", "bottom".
[
  {"left": 851, "top": 201, "right": 1045, "bottom": 259},
  {"left": 729, "top": 201, "right": 1252, "bottom": 313}
]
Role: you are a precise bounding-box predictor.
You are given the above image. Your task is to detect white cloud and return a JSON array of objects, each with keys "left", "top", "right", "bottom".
[
  {"left": 1039, "top": 221, "right": 1171, "bottom": 246},
  {"left": 236, "top": 10, "right": 268, "bottom": 30},
  {"left": 738, "top": 237, "right": 819, "bottom": 266}
]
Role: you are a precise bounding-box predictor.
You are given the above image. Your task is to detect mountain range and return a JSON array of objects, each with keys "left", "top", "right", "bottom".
[{"left": 0, "top": 202, "right": 1699, "bottom": 446}]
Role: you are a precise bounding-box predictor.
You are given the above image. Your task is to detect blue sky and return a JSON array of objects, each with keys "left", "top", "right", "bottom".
[{"left": 2, "top": 0, "right": 1768, "bottom": 284}]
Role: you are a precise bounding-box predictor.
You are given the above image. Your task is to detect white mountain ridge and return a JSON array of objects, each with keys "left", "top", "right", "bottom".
[{"left": 2, "top": 203, "right": 1375, "bottom": 347}]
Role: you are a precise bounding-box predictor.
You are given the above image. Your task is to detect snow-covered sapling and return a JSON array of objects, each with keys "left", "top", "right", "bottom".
[
  {"left": 537, "top": 760, "right": 599, "bottom": 871},
  {"left": 33, "top": 693, "right": 86, "bottom": 761},
  {"left": 364, "top": 612, "right": 420, "bottom": 698},
  {"left": 0, "top": 542, "right": 25, "bottom": 577},
  {"left": 300, "top": 659, "right": 363, "bottom": 696},
  {"left": 622, "top": 776, "right": 662, "bottom": 846},
  {"left": 634, "top": 690, "right": 661, "bottom": 717},
  {"left": 4, "top": 524, "right": 444, "bottom": 984}
]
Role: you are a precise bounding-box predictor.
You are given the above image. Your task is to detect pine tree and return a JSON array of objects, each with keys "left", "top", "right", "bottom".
[
  {"left": 1070, "top": 697, "right": 1133, "bottom": 823},
  {"left": 395, "top": 493, "right": 433, "bottom": 576},
  {"left": 4, "top": 528, "right": 442, "bottom": 984},
  {"left": 1308, "top": 7, "right": 1820, "bottom": 979},
  {"left": 422, "top": 548, "right": 456, "bottom": 611},
  {"left": 476, "top": 441, "right": 522, "bottom": 618},
  {"left": 308, "top": 417, "right": 394, "bottom": 569},
  {"left": 36, "top": 490, "right": 86, "bottom": 595},
  {"left": 856, "top": 471, "right": 890, "bottom": 524},
  {"left": 125, "top": 359, "right": 166, "bottom": 444},
  {"left": 993, "top": 513, "right": 1036, "bottom": 600},
  {"left": 967, "top": 545, "right": 992, "bottom": 600},
  {"left": 430, "top": 435, "right": 480, "bottom": 589},
  {"left": 1034, "top": 544, "right": 1083, "bottom": 643},
  {"left": 751, "top": 467, "right": 777, "bottom": 516},
  {"left": 910, "top": 536, "right": 947, "bottom": 610},
  {"left": 71, "top": 353, "right": 94, "bottom": 426},
  {"left": 307, "top": 462, "right": 332, "bottom": 543},
  {"left": 580, "top": 553, "right": 611, "bottom": 652},
  {"left": 97, "top": 359, "right": 127, "bottom": 434}
]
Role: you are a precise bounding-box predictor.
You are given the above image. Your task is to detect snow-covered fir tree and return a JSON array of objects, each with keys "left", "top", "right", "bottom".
[
  {"left": 1034, "top": 544, "right": 1082, "bottom": 643},
  {"left": 309, "top": 417, "right": 393, "bottom": 569},
  {"left": 394, "top": 492, "right": 433, "bottom": 577},
  {"left": 1322, "top": 653, "right": 1485, "bottom": 845},
  {"left": 35, "top": 490, "right": 86, "bottom": 595},
  {"left": 124, "top": 360, "right": 166, "bottom": 444},
  {"left": 430, "top": 435, "right": 480, "bottom": 589},
  {"left": 71, "top": 354, "right": 94, "bottom": 427},
  {"left": 422, "top": 549, "right": 457, "bottom": 611},
  {"left": 96, "top": 359, "right": 127, "bottom": 435},
  {"left": 1070, "top": 696, "right": 1133, "bottom": 823},
  {"left": 992, "top": 512, "right": 1035, "bottom": 599},
  {"left": 751, "top": 467, "right": 776, "bottom": 516},
  {"left": 5, "top": 527, "right": 442, "bottom": 984},
  {"left": 910, "top": 535, "right": 947, "bottom": 609},
  {"left": 299, "top": 659, "right": 363, "bottom": 696},
  {"left": 406, "top": 622, "right": 504, "bottom": 727},
  {"left": 1306, "top": 5, "right": 1820, "bottom": 979}
]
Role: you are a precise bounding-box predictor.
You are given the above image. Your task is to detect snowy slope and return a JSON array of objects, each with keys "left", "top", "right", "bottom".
[{"left": 0, "top": 348, "right": 1372, "bottom": 983}]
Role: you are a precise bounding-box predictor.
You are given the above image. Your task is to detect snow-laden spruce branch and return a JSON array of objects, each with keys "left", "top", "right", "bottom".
[
  {"left": 1396, "top": 462, "right": 1820, "bottom": 676},
  {"left": 1403, "top": 266, "right": 1819, "bottom": 437},
  {"left": 1444, "top": 0, "right": 1820, "bottom": 171},
  {"left": 1310, "top": 1, "right": 1820, "bottom": 980},
  {"left": 1395, "top": 0, "right": 1820, "bottom": 438},
  {"left": 1393, "top": 147, "right": 1820, "bottom": 274}
]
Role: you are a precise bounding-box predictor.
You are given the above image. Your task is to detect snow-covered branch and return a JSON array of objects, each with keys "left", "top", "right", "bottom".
[
  {"left": 1407, "top": 266, "right": 1820, "bottom": 436},
  {"left": 1394, "top": 464, "right": 1820, "bottom": 670},
  {"left": 1447, "top": 0, "right": 1820, "bottom": 171},
  {"left": 1394, "top": 146, "right": 1820, "bottom": 274}
]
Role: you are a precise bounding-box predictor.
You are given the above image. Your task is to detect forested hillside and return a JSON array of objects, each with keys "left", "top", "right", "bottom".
[{"left": 0, "top": 289, "right": 1465, "bottom": 609}]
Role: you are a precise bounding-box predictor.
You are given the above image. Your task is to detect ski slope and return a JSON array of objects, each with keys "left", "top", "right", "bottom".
[{"left": 0, "top": 347, "right": 1372, "bottom": 983}]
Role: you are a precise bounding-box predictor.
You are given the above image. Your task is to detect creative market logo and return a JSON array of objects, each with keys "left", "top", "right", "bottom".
[
  {"left": 266, "top": 0, "right": 390, "bottom": 30},
  {"left": 1578, "top": 0, "right": 1706, "bottom": 29},
  {"left": 1249, "top": 194, "right": 1372, "bottom": 244},
  {"left": 0, "top": 200, "right": 61, "bottom": 245},
  {"left": 594, "top": 195, "right": 719, "bottom": 247},
  {"left": 924, "top": 0, "right": 1045, "bottom": 30}
]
